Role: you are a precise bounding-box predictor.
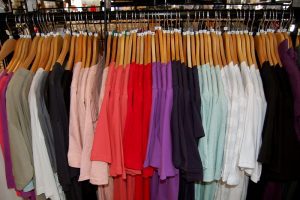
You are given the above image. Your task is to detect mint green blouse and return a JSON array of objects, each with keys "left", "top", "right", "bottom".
[{"left": 196, "top": 64, "right": 228, "bottom": 200}]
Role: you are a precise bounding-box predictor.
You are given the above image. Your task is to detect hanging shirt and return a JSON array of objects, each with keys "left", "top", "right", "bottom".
[
  {"left": 197, "top": 64, "right": 209, "bottom": 170},
  {"left": 0, "top": 150, "right": 22, "bottom": 200},
  {"left": 0, "top": 71, "right": 15, "bottom": 188},
  {"left": 170, "top": 61, "right": 185, "bottom": 169},
  {"left": 150, "top": 61, "right": 179, "bottom": 200},
  {"left": 108, "top": 66, "right": 125, "bottom": 177},
  {"left": 91, "top": 63, "right": 115, "bottom": 164},
  {"left": 141, "top": 63, "right": 153, "bottom": 177},
  {"left": 221, "top": 62, "right": 240, "bottom": 183},
  {"left": 278, "top": 40, "right": 300, "bottom": 141},
  {"left": 144, "top": 62, "right": 160, "bottom": 169},
  {"left": 238, "top": 62, "right": 256, "bottom": 174},
  {"left": 79, "top": 58, "right": 104, "bottom": 181},
  {"left": 257, "top": 62, "right": 279, "bottom": 172},
  {"left": 36, "top": 69, "right": 57, "bottom": 173},
  {"left": 28, "top": 68, "right": 64, "bottom": 200},
  {"left": 78, "top": 67, "right": 90, "bottom": 147},
  {"left": 90, "top": 66, "right": 110, "bottom": 186},
  {"left": 203, "top": 65, "right": 222, "bottom": 182},
  {"left": 214, "top": 65, "right": 228, "bottom": 180},
  {"left": 181, "top": 63, "right": 204, "bottom": 181},
  {"left": 124, "top": 63, "right": 143, "bottom": 172},
  {"left": 6, "top": 68, "right": 34, "bottom": 191},
  {"left": 48, "top": 63, "right": 83, "bottom": 200},
  {"left": 226, "top": 63, "right": 247, "bottom": 186},
  {"left": 68, "top": 62, "right": 83, "bottom": 168},
  {"left": 158, "top": 62, "right": 178, "bottom": 179}
]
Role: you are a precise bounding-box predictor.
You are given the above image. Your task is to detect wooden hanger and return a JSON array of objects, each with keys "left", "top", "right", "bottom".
[
  {"left": 249, "top": 33, "right": 258, "bottom": 68},
  {"left": 66, "top": 33, "right": 76, "bottom": 70},
  {"left": 264, "top": 32, "right": 273, "bottom": 65},
  {"left": 170, "top": 30, "right": 175, "bottom": 62},
  {"left": 240, "top": 31, "right": 248, "bottom": 64},
  {"left": 6, "top": 37, "right": 22, "bottom": 71},
  {"left": 7, "top": 35, "right": 25, "bottom": 72},
  {"left": 123, "top": 32, "right": 129, "bottom": 66},
  {"left": 131, "top": 30, "right": 137, "bottom": 63},
  {"left": 91, "top": 33, "right": 99, "bottom": 66},
  {"left": 127, "top": 32, "right": 133, "bottom": 66},
  {"left": 236, "top": 32, "right": 246, "bottom": 64},
  {"left": 31, "top": 35, "right": 44, "bottom": 71},
  {"left": 105, "top": 32, "right": 112, "bottom": 67},
  {"left": 7, "top": 37, "right": 24, "bottom": 72},
  {"left": 186, "top": 31, "right": 192, "bottom": 68},
  {"left": 245, "top": 32, "right": 253, "bottom": 66},
  {"left": 207, "top": 31, "right": 214, "bottom": 66},
  {"left": 166, "top": 31, "right": 171, "bottom": 63},
  {"left": 199, "top": 31, "right": 205, "bottom": 66},
  {"left": 272, "top": 31, "right": 282, "bottom": 67},
  {"left": 57, "top": 31, "right": 71, "bottom": 66},
  {"left": 216, "top": 32, "right": 222, "bottom": 67},
  {"left": 13, "top": 35, "right": 32, "bottom": 72},
  {"left": 136, "top": 33, "right": 141, "bottom": 65},
  {"left": 174, "top": 30, "right": 179, "bottom": 61},
  {"left": 218, "top": 32, "right": 227, "bottom": 67},
  {"left": 158, "top": 28, "right": 164, "bottom": 63},
  {"left": 111, "top": 32, "right": 118, "bottom": 64},
  {"left": 231, "top": 32, "right": 239, "bottom": 65},
  {"left": 151, "top": 32, "right": 156, "bottom": 63},
  {"left": 86, "top": 33, "right": 93, "bottom": 68},
  {"left": 76, "top": 33, "right": 83, "bottom": 63},
  {"left": 119, "top": 32, "right": 125, "bottom": 67},
  {"left": 182, "top": 32, "right": 187, "bottom": 65},
  {"left": 275, "top": 31, "right": 285, "bottom": 45},
  {"left": 139, "top": 33, "right": 144, "bottom": 65},
  {"left": 148, "top": 32, "right": 152, "bottom": 64},
  {"left": 81, "top": 32, "right": 88, "bottom": 68},
  {"left": 211, "top": 31, "right": 218, "bottom": 66},
  {"left": 155, "top": 29, "right": 160, "bottom": 63},
  {"left": 178, "top": 30, "right": 184, "bottom": 64},
  {"left": 37, "top": 35, "right": 50, "bottom": 70},
  {"left": 190, "top": 32, "right": 197, "bottom": 67},
  {"left": 203, "top": 31, "right": 208, "bottom": 65},
  {"left": 44, "top": 34, "right": 55, "bottom": 71},
  {"left": 115, "top": 33, "right": 121, "bottom": 67},
  {"left": 223, "top": 32, "right": 232, "bottom": 65},
  {"left": 22, "top": 34, "right": 40, "bottom": 70},
  {"left": 52, "top": 33, "right": 63, "bottom": 67},
  {"left": 0, "top": 37, "right": 16, "bottom": 62},
  {"left": 195, "top": 31, "right": 200, "bottom": 66},
  {"left": 267, "top": 31, "right": 278, "bottom": 66},
  {"left": 144, "top": 32, "right": 148, "bottom": 65},
  {"left": 254, "top": 32, "right": 266, "bottom": 67},
  {"left": 239, "top": 31, "right": 247, "bottom": 64}
]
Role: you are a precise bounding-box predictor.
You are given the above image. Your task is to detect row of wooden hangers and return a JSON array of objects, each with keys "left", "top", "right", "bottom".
[
  {"left": 104, "top": 10, "right": 294, "bottom": 70},
  {"left": 0, "top": 13, "right": 105, "bottom": 73}
]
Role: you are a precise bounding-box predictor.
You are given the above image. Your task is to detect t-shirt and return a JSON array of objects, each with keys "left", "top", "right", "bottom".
[
  {"left": 278, "top": 40, "right": 300, "bottom": 141},
  {"left": 6, "top": 68, "right": 34, "bottom": 191},
  {"left": 48, "top": 62, "right": 83, "bottom": 200},
  {"left": 68, "top": 62, "right": 83, "bottom": 168},
  {"left": 0, "top": 71, "right": 15, "bottom": 188},
  {"left": 90, "top": 66, "right": 110, "bottom": 186},
  {"left": 79, "top": 58, "right": 104, "bottom": 181},
  {"left": 28, "top": 68, "right": 64, "bottom": 200},
  {"left": 36, "top": 69, "right": 57, "bottom": 173}
]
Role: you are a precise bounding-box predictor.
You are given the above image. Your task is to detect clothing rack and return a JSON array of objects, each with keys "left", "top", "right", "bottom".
[{"left": 0, "top": 1, "right": 296, "bottom": 54}]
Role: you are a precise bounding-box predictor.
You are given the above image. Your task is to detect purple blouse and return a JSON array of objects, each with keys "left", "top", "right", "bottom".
[
  {"left": 144, "top": 62, "right": 160, "bottom": 167},
  {"left": 157, "top": 62, "right": 178, "bottom": 179},
  {"left": 278, "top": 40, "right": 300, "bottom": 141}
]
